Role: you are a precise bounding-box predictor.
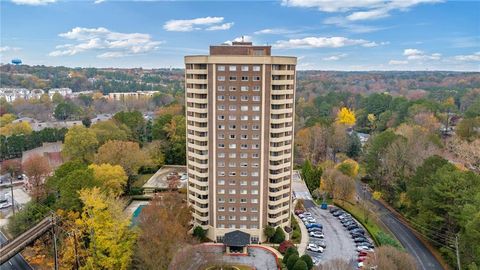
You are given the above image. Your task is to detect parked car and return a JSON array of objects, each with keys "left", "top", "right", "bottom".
[
  {"left": 338, "top": 214, "right": 352, "bottom": 220},
  {"left": 309, "top": 231, "right": 325, "bottom": 238},
  {"left": 306, "top": 223, "right": 323, "bottom": 229},
  {"left": 351, "top": 228, "right": 365, "bottom": 234},
  {"left": 354, "top": 237, "right": 368, "bottom": 243},
  {"left": 341, "top": 218, "right": 354, "bottom": 224},
  {"left": 358, "top": 251, "right": 369, "bottom": 257},
  {"left": 357, "top": 246, "right": 373, "bottom": 252},
  {"left": 295, "top": 209, "right": 305, "bottom": 215},
  {"left": 307, "top": 243, "right": 324, "bottom": 253},
  {"left": 312, "top": 257, "right": 321, "bottom": 266},
  {"left": 357, "top": 242, "right": 374, "bottom": 249},
  {"left": 351, "top": 233, "right": 365, "bottom": 239},
  {"left": 357, "top": 256, "right": 367, "bottom": 262},
  {"left": 347, "top": 225, "right": 360, "bottom": 231},
  {"left": 315, "top": 240, "right": 327, "bottom": 248},
  {"left": 343, "top": 221, "right": 357, "bottom": 227},
  {"left": 307, "top": 227, "right": 322, "bottom": 232},
  {"left": 329, "top": 207, "right": 339, "bottom": 213},
  {"left": 303, "top": 217, "right": 316, "bottom": 223},
  {"left": 332, "top": 211, "right": 344, "bottom": 217}
]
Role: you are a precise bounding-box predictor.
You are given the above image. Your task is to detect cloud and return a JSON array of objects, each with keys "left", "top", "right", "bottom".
[
  {"left": 49, "top": 27, "right": 162, "bottom": 58},
  {"left": 389, "top": 60, "right": 408, "bottom": 65},
  {"left": 94, "top": 0, "right": 105, "bottom": 3},
  {"left": 11, "top": 0, "right": 55, "bottom": 5},
  {"left": 281, "top": 0, "right": 442, "bottom": 21},
  {"left": 0, "top": 46, "right": 21, "bottom": 53},
  {"left": 454, "top": 52, "right": 480, "bottom": 62},
  {"left": 274, "top": 36, "right": 386, "bottom": 49},
  {"left": 323, "top": 16, "right": 386, "bottom": 33},
  {"left": 224, "top": 36, "right": 252, "bottom": 45},
  {"left": 254, "top": 28, "right": 297, "bottom": 35},
  {"left": 163, "top": 17, "right": 233, "bottom": 32},
  {"left": 323, "top": 53, "right": 348, "bottom": 61},
  {"left": 404, "top": 48, "right": 441, "bottom": 60}
]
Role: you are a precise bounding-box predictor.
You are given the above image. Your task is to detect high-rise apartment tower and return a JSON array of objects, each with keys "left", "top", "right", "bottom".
[{"left": 185, "top": 42, "right": 296, "bottom": 243}]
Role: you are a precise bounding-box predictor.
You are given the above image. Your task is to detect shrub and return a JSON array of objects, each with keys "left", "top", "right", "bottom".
[
  {"left": 279, "top": 240, "right": 295, "bottom": 254},
  {"left": 292, "top": 230, "right": 301, "bottom": 241},
  {"left": 193, "top": 226, "right": 207, "bottom": 241},
  {"left": 264, "top": 225, "right": 275, "bottom": 241},
  {"left": 300, "top": 255, "right": 313, "bottom": 270},
  {"left": 376, "top": 231, "right": 402, "bottom": 249},
  {"left": 293, "top": 260, "right": 308, "bottom": 270},
  {"left": 283, "top": 247, "right": 299, "bottom": 264},
  {"left": 286, "top": 254, "right": 299, "bottom": 270},
  {"left": 271, "top": 227, "right": 286, "bottom": 244}
]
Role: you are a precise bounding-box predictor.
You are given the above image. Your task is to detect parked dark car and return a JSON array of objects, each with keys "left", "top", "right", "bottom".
[
  {"left": 356, "top": 242, "right": 374, "bottom": 249},
  {"left": 351, "top": 232, "right": 365, "bottom": 238},
  {"left": 343, "top": 221, "right": 356, "bottom": 227},
  {"left": 354, "top": 237, "right": 368, "bottom": 243},
  {"left": 351, "top": 228, "right": 365, "bottom": 234},
  {"left": 347, "top": 225, "right": 360, "bottom": 231},
  {"left": 329, "top": 207, "right": 339, "bottom": 213},
  {"left": 332, "top": 211, "right": 344, "bottom": 217},
  {"left": 308, "top": 227, "right": 322, "bottom": 232}
]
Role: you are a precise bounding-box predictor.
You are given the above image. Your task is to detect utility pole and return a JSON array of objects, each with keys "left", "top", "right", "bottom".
[
  {"left": 455, "top": 234, "right": 461, "bottom": 270},
  {"left": 52, "top": 214, "right": 59, "bottom": 270},
  {"left": 9, "top": 175, "right": 15, "bottom": 215}
]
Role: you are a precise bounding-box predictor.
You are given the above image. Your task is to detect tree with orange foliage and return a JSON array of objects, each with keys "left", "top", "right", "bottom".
[{"left": 23, "top": 154, "right": 51, "bottom": 202}]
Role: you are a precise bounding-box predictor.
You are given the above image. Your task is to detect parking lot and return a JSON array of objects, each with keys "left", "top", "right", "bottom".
[{"left": 301, "top": 200, "right": 358, "bottom": 266}]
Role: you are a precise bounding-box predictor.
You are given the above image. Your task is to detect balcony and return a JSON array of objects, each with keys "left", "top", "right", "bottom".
[
  {"left": 187, "top": 78, "right": 208, "bottom": 84},
  {"left": 186, "top": 69, "right": 208, "bottom": 75},
  {"left": 271, "top": 79, "right": 294, "bottom": 85}
]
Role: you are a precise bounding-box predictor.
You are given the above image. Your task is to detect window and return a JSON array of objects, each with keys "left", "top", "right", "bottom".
[
  {"left": 229, "top": 115, "right": 236, "bottom": 121},
  {"left": 218, "top": 206, "right": 225, "bottom": 211},
  {"left": 218, "top": 76, "right": 225, "bottom": 81},
  {"left": 229, "top": 153, "right": 236, "bottom": 158},
  {"left": 219, "top": 224, "right": 225, "bottom": 228},
  {"left": 252, "top": 134, "right": 260, "bottom": 140},
  {"left": 228, "top": 162, "right": 236, "bottom": 167},
  {"left": 251, "top": 190, "right": 259, "bottom": 195},
  {"left": 241, "top": 134, "right": 248, "bottom": 139},
  {"left": 218, "top": 215, "right": 225, "bottom": 220},
  {"left": 241, "top": 86, "right": 249, "bottom": 91},
  {"left": 229, "top": 207, "right": 235, "bottom": 212},
  {"left": 218, "top": 125, "right": 225, "bottom": 130},
  {"left": 229, "top": 143, "right": 236, "bottom": 149},
  {"left": 252, "top": 163, "right": 259, "bottom": 168},
  {"left": 252, "top": 106, "right": 260, "bottom": 111},
  {"left": 252, "top": 181, "right": 259, "bottom": 186},
  {"left": 241, "top": 95, "right": 248, "bottom": 101},
  {"left": 218, "top": 65, "right": 225, "bottom": 71},
  {"left": 229, "top": 189, "right": 236, "bottom": 194},
  {"left": 217, "top": 86, "right": 225, "bottom": 91},
  {"left": 251, "top": 171, "right": 259, "bottom": 177},
  {"left": 241, "top": 125, "right": 248, "bottom": 130},
  {"left": 251, "top": 199, "right": 258, "bottom": 204},
  {"left": 252, "top": 125, "right": 260, "bottom": 130},
  {"left": 253, "top": 65, "right": 261, "bottom": 71},
  {"left": 240, "top": 162, "right": 248, "bottom": 167},
  {"left": 240, "top": 181, "right": 247, "bottom": 186},
  {"left": 229, "top": 95, "right": 237, "bottom": 101},
  {"left": 240, "top": 190, "right": 247, "bottom": 195},
  {"left": 218, "top": 134, "right": 225, "bottom": 139},
  {"left": 229, "top": 224, "right": 236, "bottom": 228},
  {"left": 229, "top": 124, "right": 236, "bottom": 130},
  {"left": 229, "top": 65, "right": 237, "bottom": 71},
  {"left": 217, "top": 115, "right": 225, "bottom": 120},
  {"left": 253, "top": 96, "right": 260, "bottom": 101},
  {"left": 229, "top": 76, "right": 237, "bottom": 81},
  {"left": 241, "top": 144, "right": 248, "bottom": 149},
  {"left": 217, "top": 95, "right": 225, "bottom": 101},
  {"left": 218, "top": 179, "right": 225, "bottom": 185},
  {"left": 241, "top": 65, "right": 249, "bottom": 71},
  {"left": 218, "top": 189, "right": 225, "bottom": 194},
  {"left": 229, "top": 86, "right": 237, "bottom": 91},
  {"left": 218, "top": 162, "right": 225, "bottom": 167},
  {"left": 240, "top": 198, "right": 247, "bottom": 203},
  {"left": 252, "top": 115, "right": 260, "bottom": 121},
  {"left": 218, "top": 153, "right": 225, "bottom": 158},
  {"left": 252, "top": 153, "right": 259, "bottom": 158},
  {"left": 217, "top": 105, "right": 225, "bottom": 110},
  {"left": 252, "top": 144, "right": 260, "bottom": 149},
  {"left": 252, "top": 86, "right": 260, "bottom": 91},
  {"left": 229, "top": 105, "right": 236, "bottom": 111},
  {"left": 229, "top": 180, "right": 236, "bottom": 185},
  {"left": 240, "top": 171, "right": 248, "bottom": 176},
  {"left": 229, "top": 172, "right": 236, "bottom": 176},
  {"left": 241, "top": 115, "right": 248, "bottom": 121},
  {"left": 251, "top": 225, "right": 258, "bottom": 229},
  {"left": 241, "top": 76, "right": 249, "bottom": 81},
  {"left": 240, "top": 207, "right": 247, "bottom": 212},
  {"left": 251, "top": 216, "right": 258, "bottom": 221},
  {"left": 229, "top": 198, "right": 236, "bottom": 203},
  {"left": 240, "top": 153, "right": 248, "bottom": 158},
  {"left": 218, "top": 197, "right": 225, "bottom": 203},
  {"left": 218, "top": 143, "right": 225, "bottom": 148},
  {"left": 253, "top": 76, "right": 261, "bottom": 81},
  {"left": 229, "top": 134, "right": 236, "bottom": 139},
  {"left": 241, "top": 106, "right": 248, "bottom": 111}
]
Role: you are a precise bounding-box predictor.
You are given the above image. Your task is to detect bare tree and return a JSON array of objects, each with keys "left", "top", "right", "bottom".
[
  {"left": 364, "top": 246, "right": 417, "bottom": 270},
  {"left": 22, "top": 154, "right": 51, "bottom": 202},
  {"left": 334, "top": 174, "right": 355, "bottom": 204}
]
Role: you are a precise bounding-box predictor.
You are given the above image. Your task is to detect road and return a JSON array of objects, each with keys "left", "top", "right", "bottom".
[
  {"left": 357, "top": 182, "right": 443, "bottom": 270},
  {"left": 0, "top": 231, "right": 33, "bottom": 270}
]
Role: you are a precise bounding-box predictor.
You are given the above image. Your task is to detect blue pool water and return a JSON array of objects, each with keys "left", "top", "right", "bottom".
[{"left": 131, "top": 204, "right": 146, "bottom": 225}]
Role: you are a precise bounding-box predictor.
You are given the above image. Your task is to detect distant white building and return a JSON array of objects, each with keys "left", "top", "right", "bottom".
[
  {"left": 30, "top": 89, "right": 45, "bottom": 99},
  {"left": 0, "top": 88, "right": 29, "bottom": 102},
  {"left": 48, "top": 88, "right": 73, "bottom": 98},
  {"left": 108, "top": 90, "right": 158, "bottom": 101}
]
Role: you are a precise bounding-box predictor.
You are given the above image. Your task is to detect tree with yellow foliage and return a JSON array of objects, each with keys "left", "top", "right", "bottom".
[
  {"left": 336, "top": 107, "right": 356, "bottom": 126},
  {"left": 0, "top": 121, "right": 33, "bottom": 136},
  {"left": 77, "top": 187, "right": 136, "bottom": 270},
  {"left": 0, "top": 113, "right": 16, "bottom": 127},
  {"left": 89, "top": 164, "right": 128, "bottom": 197},
  {"left": 335, "top": 159, "right": 360, "bottom": 178}
]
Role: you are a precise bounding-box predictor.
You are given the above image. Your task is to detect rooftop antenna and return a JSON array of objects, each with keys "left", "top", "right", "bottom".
[{"left": 242, "top": 36, "right": 244, "bottom": 42}]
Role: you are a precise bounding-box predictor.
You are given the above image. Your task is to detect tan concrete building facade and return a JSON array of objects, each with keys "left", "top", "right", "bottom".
[{"left": 185, "top": 42, "right": 296, "bottom": 243}]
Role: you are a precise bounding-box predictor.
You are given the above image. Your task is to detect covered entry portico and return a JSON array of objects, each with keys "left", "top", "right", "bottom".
[{"left": 223, "top": 230, "right": 251, "bottom": 255}]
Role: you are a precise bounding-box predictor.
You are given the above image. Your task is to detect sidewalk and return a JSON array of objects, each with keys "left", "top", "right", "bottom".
[{"left": 293, "top": 211, "right": 308, "bottom": 255}]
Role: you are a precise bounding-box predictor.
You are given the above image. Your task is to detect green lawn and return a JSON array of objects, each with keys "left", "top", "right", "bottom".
[{"left": 132, "top": 173, "right": 154, "bottom": 188}]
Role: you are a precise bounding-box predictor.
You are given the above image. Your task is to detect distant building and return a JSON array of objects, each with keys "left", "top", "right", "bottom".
[
  {"left": 107, "top": 91, "right": 158, "bottom": 101},
  {"left": 30, "top": 89, "right": 45, "bottom": 99},
  {"left": 91, "top": 114, "right": 113, "bottom": 125},
  {"left": 48, "top": 88, "right": 73, "bottom": 98},
  {"left": 13, "top": 117, "right": 82, "bottom": 131},
  {"left": 0, "top": 88, "right": 29, "bottom": 102},
  {"left": 356, "top": 132, "right": 370, "bottom": 146}
]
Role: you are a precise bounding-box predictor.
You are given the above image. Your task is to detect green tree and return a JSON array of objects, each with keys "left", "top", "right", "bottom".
[
  {"left": 283, "top": 247, "right": 299, "bottom": 264},
  {"left": 55, "top": 168, "right": 100, "bottom": 211},
  {"left": 300, "top": 255, "right": 313, "bottom": 270},
  {"left": 113, "top": 111, "right": 145, "bottom": 140},
  {"left": 287, "top": 254, "right": 299, "bottom": 270},
  {"left": 301, "top": 160, "right": 323, "bottom": 193},
  {"left": 7, "top": 202, "right": 49, "bottom": 236},
  {"left": 293, "top": 259, "right": 308, "bottom": 270},
  {"left": 54, "top": 101, "right": 81, "bottom": 120},
  {"left": 271, "top": 227, "right": 286, "bottom": 244},
  {"left": 193, "top": 226, "right": 207, "bottom": 241},
  {"left": 264, "top": 225, "right": 275, "bottom": 241},
  {"left": 91, "top": 120, "right": 130, "bottom": 145},
  {"left": 62, "top": 125, "right": 99, "bottom": 162},
  {"left": 152, "top": 114, "right": 173, "bottom": 140}
]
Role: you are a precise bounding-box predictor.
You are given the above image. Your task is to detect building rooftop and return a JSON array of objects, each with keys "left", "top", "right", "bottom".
[
  {"left": 210, "top": 41, "right": 271, "bottom": 56},
  {"left": 223, "top": 230, "right": 251, "bottom": 247}
]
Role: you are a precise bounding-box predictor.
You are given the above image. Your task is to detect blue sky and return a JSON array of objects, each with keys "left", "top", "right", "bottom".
[{"left": 1, "top": 0, "right": 479, "bottom": 71}]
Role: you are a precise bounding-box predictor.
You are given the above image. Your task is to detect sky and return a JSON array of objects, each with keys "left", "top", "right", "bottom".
[{"left": 0, "top": 0, "right": 479, "bottom": 71}]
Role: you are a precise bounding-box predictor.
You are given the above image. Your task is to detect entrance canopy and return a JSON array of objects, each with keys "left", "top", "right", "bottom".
[{"left": 223, "top": 230, "right": 251, "bottom": 247}]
